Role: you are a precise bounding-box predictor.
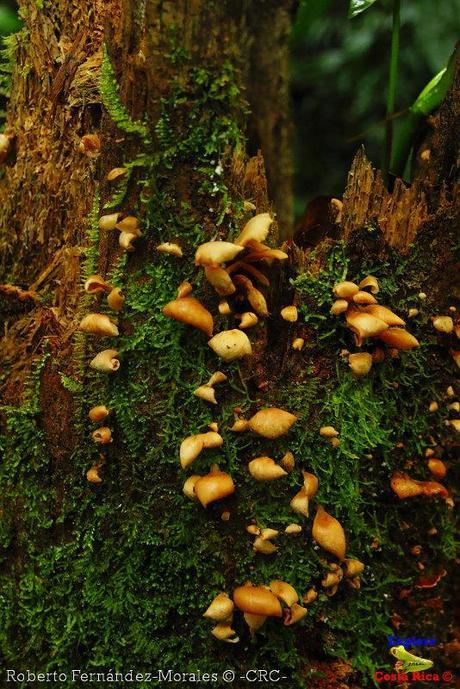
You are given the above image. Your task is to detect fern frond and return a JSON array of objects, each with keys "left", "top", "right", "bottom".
[{"left": 100, "top": 45, "right": 150, "bottom": 142}]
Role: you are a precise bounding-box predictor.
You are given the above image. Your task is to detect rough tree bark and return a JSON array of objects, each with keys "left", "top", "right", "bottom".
[{"left": 0, "top": 2, "right": 458, "bottom": 688}]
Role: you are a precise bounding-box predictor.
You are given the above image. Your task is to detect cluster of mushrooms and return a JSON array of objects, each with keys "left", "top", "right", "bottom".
[
  {"left": 331, "top": 276, "right": 419, "bottom": 376},
  {"left": 79, "top": 273, "right": 125, "bottom": 482},
  {"left": 154, "top": 211, "right": 365, "bottom": 641},
  {"left": 77, "top": 159, "right": 144, "bottom": 481}
]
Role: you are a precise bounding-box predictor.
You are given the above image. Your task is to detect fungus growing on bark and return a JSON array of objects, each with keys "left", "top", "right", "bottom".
[
  {"left": 90, "top": 349, "right": 120, "bottom": 372},
  {"left": 203, "top": 593, "right": 234, "bottom": 621},
  {"left": 156, "top": 242, "right": 183, "bottom": 257},
  {"left": 88, "top": 405, "right": 110, "bottom": 422},
  {"left": 0, "top": 133, "right": 11, "bottom": 162},
  {"left": 195, "top": 241, "right": 244, "bottom": 266},
  {"left": 194, "top": 466, "right": 235, "bottom": 507},
  {"left": 312, "top": 505, "right": 346, "bottom": 560},
  {"left": 204, "top": 266, "right": 236, "bottom": 296},
  {"left": 79, "top": 313, "right": 119, "bottom": 337},
  {"left": 233, "top": 275, "right": 268, "bottom": 317},
  {"left": 107, "top": 287, "right": 125, "bottom": 311},
  {"left": 348, "top": 352, "right": 372, "bottom": 377},
  {"left": 208, "top": 329, "right": 252, "bottom": 361},
  {"left": 193, "top": 385, "right": 217, "bottom": 404},
  {"left": 86, "top": 464, "right": 103, "bottom": 483},
  {"left": 163, "top": 297, "right": 213, "bottom": 337},
  {"left": 179, "top": 432, "right": 223, "bottom": 469},
  {"left": 84, "top": 275, "right": 112, "bottom": 294},
  {"left": 248, "top": 407, "right": 297, "bottom": 438},
  {"left": 433, "top": 316, "right": 454, "bottom": 333},
  {"left": 119, "top": 232, "right": 140, "bottom": 252},
  {"left": 248, "top": 456, "right": 287, "bottom": 481},
  {"left": 91, "top": 427, "right": 112, "bottom": 445},
  {"left": 234, "top": 212, "right": 273, "bottom": 246},
  {"left": 292, "top": 337, "right": 305, "bottom": 350},
  {"left": 280, "top": 305, "right": 298, "bottom": 322},
  {"left": 233, "top": 584, "right": 282, "bottom": 618},
  {"left": 99, "top": 213, "right": 120, "bottom": 231},
  {"left": 390, "top": 472, "right": 448, "bottom": 499},
  {"left": 237, "top": 312, "right": 258, "bottom": 329}
]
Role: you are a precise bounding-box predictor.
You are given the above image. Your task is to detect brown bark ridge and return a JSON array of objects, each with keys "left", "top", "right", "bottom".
[{"left": 341, "top": 57, "right": 459, "bottom": 253}]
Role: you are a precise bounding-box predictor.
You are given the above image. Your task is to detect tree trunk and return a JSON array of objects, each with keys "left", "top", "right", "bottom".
[{"left": 0, "top": 2, "right": 458, "bottom": 687}]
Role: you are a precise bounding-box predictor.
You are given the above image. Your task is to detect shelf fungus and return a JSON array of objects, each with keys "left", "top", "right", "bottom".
[
  {"left": 280, "top": 305, "right": 298, "bottom": 322},
  {"left": 348, "top": 352, "right": 372, "bottom": 377},
  {"left": 208, "top": 329, "right": 252, "bottom": 361},
  {"left": 390, "top": 472, "right": 449, "bottom": 500},
  {"left": 194, "top": 465, "right": 235, "bottom": 507},
  {"left": 290, "top": 471, "right": 318, "bottom": 517},
  {"left": 179, "top": 431, "right": 223, "bottom": 469},
  {"left": 248, "top": 456, "right": 287, "bottom": 481},
  {"left": 107, "top": 287, "right": 125, "bottom": 311},
  {"left": 89, "top": 349, "right": 120, "bottom": 372},
  {"left": 233, "top": 584, "right": 282, "bottom": 618},
  {"left": 156, "top": 242, "right": 183, "bottom": 257},
  {"left": 312, "top": 505, "right": 346, "bottom": 560},
  {"left": 234, "top": 212, "right": 273, "bottom": 246},
  {"left": 84, "top": 275, "right": 112, "bottom": 294},
  {"left": 88, "top": 405, "right": 110, "bottom": 422},
  {"left": 195, "top": 241, "right": 244, "bottom": 266},
  {"left": 91, "top": 427, "right": 112, "bottom": 445},
  {"left": 79, "top": 313, "right": 119, "bottom": 337},
  {"left": 163, "top": 296, "right": 213, "bottom": 337},
  {"left": 203, "top": 593, "right": 234, "bottom": 622},
  {"left": 248, "top": 407, "right": 297, "bottom": 439}
]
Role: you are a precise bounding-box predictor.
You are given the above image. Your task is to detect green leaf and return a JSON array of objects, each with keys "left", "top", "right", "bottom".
[{"left": 348, "top": 0, "right": 378, "bottom": 18}]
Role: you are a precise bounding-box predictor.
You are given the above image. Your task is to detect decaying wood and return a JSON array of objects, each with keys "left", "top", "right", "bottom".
[{"left": 342, "top": 60, "right": 459, "bottom": 252}]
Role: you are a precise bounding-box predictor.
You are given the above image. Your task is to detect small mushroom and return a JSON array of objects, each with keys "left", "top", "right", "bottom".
[
  {"left": 244, "top": 612, "right": 267, "bottom": 636},
  {"left": 177, "top": 281, "right": 193, "bottom": 298},
  {"left": 86, "top": 464, "right": 103, "bottom": 483},
  {"left": 156, "top": 242, "right": 183, "bottom": 257},
  {"left": 233, "top": 584, "right": 282, "bottom": 618},
  {"left": 211, "top": 623, "right": 239, "bottom": 643},
  {"left": 433, "top": 316, "right": 454, "bottom": 334},
  {"left": 183, "top": 475, "right": 201, "bottom": 500},
  {"left": 330, "top": 299, "right": 349, "bottom": 315},
  {"left": 234, "top": 212, "right": 273, "bottom": 246},
  {"left": 208, "top": 329, "right": 252, "bottom": 361},
  {"left": 280, "top": 306, "right": 298, "bottom": 322},
  {"left": 194, "top": 385, "right": 217, "bottom": 404},
  {"left": 270, "top": 580, "right": 298, "bottom": 607},
  {"left": 346, "top": 308, "right": 388, "bottom": 346},
  {"left": 79, "top": 313, "right": 119, "bottom": 337},
  {"left": 333, "top": 281, "right": 359, "bottom": 300},
  {"left": 194, "top": 466, "right": 235, "bottom": 507},
  {"left": 312, "top": 505, "right": 346, "bottom": 560},
  {"left": 195, "top": 241, "right": 244, "bottom": 266},
  {"left": 99, "top": 213, "right": 120, "bottom": 231},
  {"left": 238, "top": 312, "right": 258, "bottom": 329},
  {"left": 358, "top": 276, "right": 379, "bottom": 294},
  {"left": 378, "top": 328, "right": 419, "bottom": 350},
  {"left": 79, "top": 133, "right": 100, "bottom": 158},
  {"left": 179, "top": 432, "right": 223, "bottom": 469},
  {"left": 390, "top": 472, "right": 448, "bottom": 499},
  {"left": 348, "top": 352, "right": 372, "bottom": 377},
  {"left": 89, "top": 349, "right": 120, "bottom": 372},
  {"left": 163, "top": 297, "right": 213, "bottom": 337},
  {"left": 319, "top": 426, "right": 339, "bottom": 438},
  {"left": 203, "top": 593, "right": 234, "bottom": 621},
  {"left": 88, "top": 405, "right": 110, "bottom": 422},
  {"left": 119, "top": 232, "right": 140, "bottom": 251},
  {"left": 343, "top": 559, "right": 365, "bottom": 578},
  {"left": 248, "top": 407, "right": 297, "bottom": 439},
  {"left": 363, "top": 305, "right": 405, "bottom": 326},
  {"left": 107, "top": 287, "right": 125, "bottom": 311},
  {"left": 285, "top": 523, "right": 302, "bottom": 535},
  {"left": 204, "top": 266, "right": 236, "bottom": 296},
  {"left": 91, "top": 427, "right": 112, "bottom": 445},
  {"left": 84, "top": 275, "right": 112, "bottom": 294},
  {"left": 292, "top": 337, "right": 305, "bottom": 350},
  {"left": 352, "top": 291, "right": 377, "bottom": 305},
  {"left": 248, "top": 456, "right": 287, "bottom": 481},
  {"left": 218, "top": 300, "right": 231, "bottom": 315},
  {"left": 107, "top": 167, "right": 127, "bottom": 181},
  {"left": 280, "top": 450, "right": 295, "bottom": 472},
  {"left": 427, "top": 458, "right": 447, "bottom": 479}
]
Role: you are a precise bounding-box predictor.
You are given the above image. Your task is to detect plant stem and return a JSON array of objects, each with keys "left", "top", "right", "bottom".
[{"left": 383, "top": 0, "right": 401, "bottom": 181}]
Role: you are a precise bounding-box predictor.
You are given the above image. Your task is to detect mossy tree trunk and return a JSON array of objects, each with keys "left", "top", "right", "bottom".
[{"left": 0, "top": 1, "right": 458, "bottom": 687}]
